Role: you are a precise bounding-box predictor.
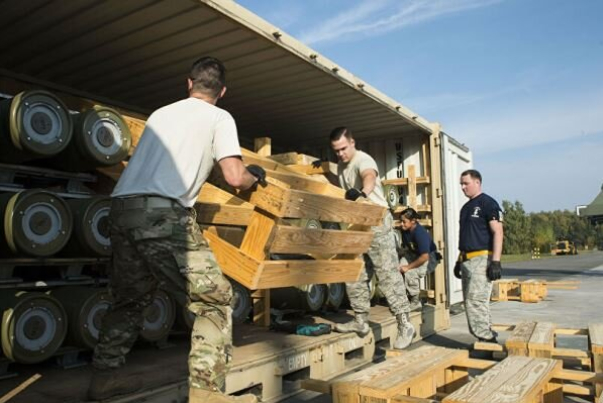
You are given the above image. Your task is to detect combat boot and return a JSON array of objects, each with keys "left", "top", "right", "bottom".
[
  {"left": 87, "top": 367, "right": 143, "bottom": 401},
  {"left": 408, "top": 295, "right": 422, "bottom": 312},
  {"left": 189, "top": 388, "right": 258, "bottom": 403},
  {"left": 393, "top": 313, "right": 415, "bottom": 350},
  {"left": 334, "top": 312, "right": 370, "bottom": 337}
]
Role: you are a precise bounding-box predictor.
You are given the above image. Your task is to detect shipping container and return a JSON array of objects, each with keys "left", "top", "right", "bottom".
[{"left": 0, "top": 1, "right": 471, "bottom": 402}]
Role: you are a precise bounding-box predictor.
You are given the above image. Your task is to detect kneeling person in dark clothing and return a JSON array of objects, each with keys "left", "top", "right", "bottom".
[{"left": 398, "top": 208, "right": 439, "bottom": 311}]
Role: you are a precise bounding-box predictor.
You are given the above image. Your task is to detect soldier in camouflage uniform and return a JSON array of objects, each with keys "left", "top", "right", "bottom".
[
  {"left": 88, "top": 57, "right": 264, "bottom": 403},
  {"left": 454, "top": 169, "right": 503, "bottom": 343},
  {"left": 328, "top": 127, "right": 414, "bottom": 350}
]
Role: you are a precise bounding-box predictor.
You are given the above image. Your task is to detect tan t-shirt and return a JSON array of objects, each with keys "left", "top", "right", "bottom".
[
  {"left": 112, "top": 97, "right": 241, "bottom": 207},
  {"left": 337, "top": 150, "right": 388, "bottom": 208}
]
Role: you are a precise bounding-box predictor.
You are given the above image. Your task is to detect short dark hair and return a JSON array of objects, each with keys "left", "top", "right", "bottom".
[
  {"left": 461, "top": 169, "right": 482, "bottom": 182},
  {"left": 189, "top": 56, "right": 226, "bottom": 98},
  {"left": 400, "top": 207, "right": 420, "bottom": 221},
  {"left": 329, "top": 126, "right": 353, "bottom": 142}
]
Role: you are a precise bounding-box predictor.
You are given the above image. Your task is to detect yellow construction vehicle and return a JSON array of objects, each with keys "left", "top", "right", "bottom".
[{"left": 551, "top": 240, "right": 578, "bottom": 255}]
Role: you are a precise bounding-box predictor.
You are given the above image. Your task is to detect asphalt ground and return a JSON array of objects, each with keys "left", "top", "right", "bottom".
[{"left": 285, "top": 251, "right": 603, "bottom": 403}]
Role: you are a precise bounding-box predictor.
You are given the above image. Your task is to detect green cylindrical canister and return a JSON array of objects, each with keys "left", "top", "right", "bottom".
[
  {"left": 383, "top": 184, "right": 400, "bottom": 210},
  {"left": 0, "top": 90, "right": 73, "bottom": 163},
  {"left": 139, "top": 290, "right": 176, "bottom": 343},
  {"left": 54, "top": 106, "right": 131, "bottom": 171},
  {"left": 49, "top": 287, "right": 111, "bottom": 350},
  {"left": 63, "top": 197, "right": 111, "bottom": 257},
  {"left": 324, "top": 282, "right": 346, "bottom": 310},
  {"left": 0, "top": 189, "right": 73, "bottom": 257},
  {"left": 0, "top": 291, "right": 68, "bottom": 364}
]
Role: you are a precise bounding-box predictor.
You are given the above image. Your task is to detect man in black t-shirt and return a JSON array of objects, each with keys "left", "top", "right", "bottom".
[{"left": 454, "top": 169, "right": 503, "bottom": 343}]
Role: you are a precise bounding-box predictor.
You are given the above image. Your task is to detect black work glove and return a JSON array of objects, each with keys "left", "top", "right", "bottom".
[
  {"left": 345, "top": 188, "right": 367, "bottom": 201},
  {"left": 487, "top": 261, "right": 502, "bottom": 281},
  {"left": 311, "top": 158, "right": 328, "bottom": 168},
  {"left": 454, "top": 261, "right": 462, "bottom": 279},
  {"left": 246, "top": 164, "right": 267, "bottom": 187}
]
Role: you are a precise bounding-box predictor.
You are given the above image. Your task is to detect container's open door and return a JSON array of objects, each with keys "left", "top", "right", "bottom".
[{"left": 440, "top": 133, "right": 472, "bottom": 305}]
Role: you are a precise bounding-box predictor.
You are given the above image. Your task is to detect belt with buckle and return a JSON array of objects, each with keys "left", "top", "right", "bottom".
[
  {"left": 113, "top": 196, "right": 178, "bottom": 210},
  {"left": 460, "top": 250, "right": 492, "bottom": 261}
]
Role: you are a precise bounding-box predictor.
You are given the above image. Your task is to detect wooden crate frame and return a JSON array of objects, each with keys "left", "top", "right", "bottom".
[{"left": 474, "top": 321, "right": 603, "bottom": 401}]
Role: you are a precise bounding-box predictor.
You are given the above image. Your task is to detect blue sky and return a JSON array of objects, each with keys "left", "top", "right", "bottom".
[{"left": 236, "top": 0, "right": 603, "bottom": 213}]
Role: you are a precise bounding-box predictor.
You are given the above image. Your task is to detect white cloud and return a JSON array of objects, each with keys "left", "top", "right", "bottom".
[
  {"left": 444, "top": 87, "right": 603, "bottom": 155},
  {"left": 299, "top": 0, "right": 503, "bottom": 45}
]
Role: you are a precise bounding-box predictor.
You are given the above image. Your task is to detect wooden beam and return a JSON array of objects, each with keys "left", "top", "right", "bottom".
[
  {"left": 505, "top": 321, "right": 536, "bottom": 356},
  {"left": 269, "top": 226, "right": 373, "bottom": 255},
  {"left": 553, "top": 368, "right": 603, "bottom": 383},
  {"left": 381, "top": 176, "right": 431, "bottom": 186},
  {"left": 300, "top": 379, "right": 331, "bottom": 395},
  {"left": 254, "top": 137, "right": 271, "bottom": 157},
  {"left": 203, "top": 229, "right": 261, "bottom": 289},
  {"left": 269, "top": 152, "right": 302, "bottom": 165},
  {"left": 0, "top": 373, "right": 41, "bottom": 403},
  {"left": 590, "top": 323, "right": 603, "bottom": 397},
  {"left": 528, "top": 322, "right": 555, "bottom": 358},
  {"left": 264, "top": 168, "right": 344, "bottom": 198},
  {"left": 256, "top": 259, "right": 364, "bottom": 289},
  {"left": 407, "top": 164, "right": 417, "bottom": 208},
  {"left": 237, "top": 179, "right": 386, "bottom": 226},
  {"left": 194, "top": 203, "right": 254, "bottom": 226},
  {"left": 429, "top": 124, "right": 447, "bottom": 311},
  {"left": 240, "top": 211, "right": 277, "bottom": 260}
]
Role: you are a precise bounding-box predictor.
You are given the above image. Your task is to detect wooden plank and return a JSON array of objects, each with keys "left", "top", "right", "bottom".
[
  {"left": 555, "top": 327, "right": 588, "bottom": 335},
  {"left": 254, "top": 137, "right": 271, "bottom": 157},
  {"left": 454, "top": 357, "right": 496, "bottom": 371},
  {"left": 198, "top": 183, "right": 254, "bottom": 207},
  {"left": 301, "top": 379, "right": 331, "bottom": 395},
  {"left": 237, "top": 180, "right": 386, "bottom": 225},
  {"left": 520, "top": 279, "right": 544, "bottom": 303},
  {"left": 428, "top": 125, "right": 447, "bottom": 309},
  {"left": 240, "top": 212, "right": 277, "bottom": 261},
  {"left": 407, "top": 165, "right": 417, "bottom": 208},
  {"left": 265, "top": 168, "right": 345, "bottom": 198},
  {"left": 381, "top": 177, "right": 431, "bottom": 186},
  {"left": 357, "top": 347, "right": 468, "bottom": 400},
  {"left": 562, "top": 384, "right": 594, "bottom": 396},
  {"left": 590, "top": 323, "right": 603, "bottom": 397},
  {"left": 269, "top": 226, "right": 373, "bottom": 255},
  {"left": 202, "top": 228, "right": 261, "bottom": 290},
  {"left": 505, "top": 321, "right": 536, "bottom": 356},
  {"left": 492, "top": 324, "right": 516, "bottom": 332},
  {"left": 0, "top": 373, "right": 41, "bottom": 403},
  {"left": 331, "top": 346, "right": 446, "bottom": 403},
  {"left": 473, "top": 342, "right": 503, "bottom": 352},
  {"left": 268, "top": 152, "right": 301, "bottom": 165},
  {"left": 392, "top": 396, "right": 438, "bottom": 403},
  {"left": 256, "top": 259, "right": 364, "bottom": 289},
  {"left": 241, "top": 147, "right": 303, "bottom": 174},
  {"left": 194, "top": 203, "right": 254, "bottom": 226},
  {"left": 553, "top": 348, "right": 591, "bottom": 358},
  {"left": 443, "top": 356, "right": 561, "bottom": 403},
  {"left": 553, "top": 368, "right": 603, "bottom": 383},
  {"left": 528, "top": 322, "right": 556, "bottom": 358}
]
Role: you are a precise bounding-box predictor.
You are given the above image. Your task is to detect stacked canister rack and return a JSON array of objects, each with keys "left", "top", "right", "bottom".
[{"left": 0, "top": 89, "right": 138, "bottom": 376}]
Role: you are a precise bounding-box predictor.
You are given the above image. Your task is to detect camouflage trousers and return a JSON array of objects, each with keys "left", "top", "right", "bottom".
[
  {"left": 346, "top": 212, "right": 410, "bottom": 316},
  {"left": 400, "top": 251, "right": 438, "bottom": 297},
  {"left": 461, "top": 255, "right": 495, "bottom": 340},
  {"left": 93, "top": 197, "right": 233, "bottom": 392}
]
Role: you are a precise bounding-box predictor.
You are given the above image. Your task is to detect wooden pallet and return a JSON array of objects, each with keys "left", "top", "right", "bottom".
[
  {"left": 301, "top": 345, "right": 494, "bottom": 403},
  {"left": 474, "top": 321, "right": 603, "bottom": 401},
  {"left": 491, "top": 279, "right": 579, "bottom": 303},
  {"left": 303, "top": 344, "right": 603, "bottom": 403}
]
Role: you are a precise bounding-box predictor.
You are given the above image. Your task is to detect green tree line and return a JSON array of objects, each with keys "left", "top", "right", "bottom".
[{"left": 501, "top": 200, "right": 603, "bottom": 254}]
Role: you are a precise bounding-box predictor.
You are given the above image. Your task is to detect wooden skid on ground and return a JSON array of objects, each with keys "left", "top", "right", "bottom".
[
  {"left": 474, "top": 321, "right": 603, "bottom": 401},
  {"left": 302, "top": 345, "right": 496, "bottom": 403},
  {"left": 491, "top": 278, "right": 578, "bottom": 303}
]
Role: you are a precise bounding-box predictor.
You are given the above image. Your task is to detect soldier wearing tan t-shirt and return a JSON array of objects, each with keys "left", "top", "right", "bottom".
[
  {"left": 88, "top": 57, "right": 261, "bottom": 403},
  {"left": 329, "top": 127, "right": 414, "bottom": 350}
]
